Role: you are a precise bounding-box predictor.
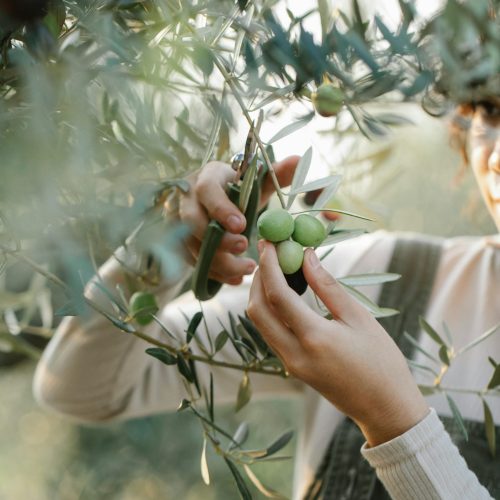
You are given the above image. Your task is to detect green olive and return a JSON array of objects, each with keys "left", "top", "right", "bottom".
[
  {"left": 311, "top": 83, "right": 344, "bottom": 117},
  {"left": 129, "top": 291, "right": 159, "bottom": 326},
  {"left": 257, "top": 208, "right": 295, "bottom": 243},
  {"left": 292, "top": 214, "right": 326, "bottom": 247},
  {"left": 276, "top": 240, "right": 304, "bottom": 275}
]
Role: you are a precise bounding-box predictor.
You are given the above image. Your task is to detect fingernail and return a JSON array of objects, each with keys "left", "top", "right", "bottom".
[
  {"left": 227, "top": 215, "right": 243, "bottom": 232},
  {"left": 308, "top": 250, "right": 320, "bottom": 268}
]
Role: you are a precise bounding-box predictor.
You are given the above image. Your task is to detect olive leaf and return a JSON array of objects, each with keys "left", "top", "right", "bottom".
[
  {"left": 224, "top": 458, "right": 253, "bottom": 500},
  {"left": 186, "top": 311, "right": 203, "bottom": 344},
  {"left": 201, "top": 438, "right": 210, "bottom": 485},
  {"left": 458, "top": 322, "right": 500, "bottom": 356},
  {"left": 228, "top": 422, "right": 250, "bottom": 451},
  {"left": 338, "top": 273, "right": 400, "bottom": 287},
  {"left": 341, "top": 284, "right": 399, "bottom": 318},
  {"left": 403, "top": 333, "right": 441, "bottom": 366},
  {"left": 419, "top": 317, "right": 448, "bottom": 348},
  {"left": 288, "top": 175, "right": 342, "bottom": 196},
  {"left": 145, "top": 347, "right": 177, "bottom": 365},
  {"left": 267, "top": 112, "right": 314, "bottom": 144},
  {"left": 446, "top": 394, "right": 468, "bottom": 441},
  {"left": 243, "top": 465, "right": 287, "bottom": 499},
  {"left": 487, "top": 365, "right": 500, "bottom": 390},
  {"left": 287, "top": 147, "right": 313, "bottom": 209},
  {"left": 261, "top": 430, "right": 294, "bottom": 458},
  {"left": 317, "top": 229, "right": 367, "bottom": 247},
  {"left": 214, "top": 329, "right": 230, "bottom": 353},
  {"left": 236, "top": 373, "right": 252, "bottom": 412},
  {"left": 482, "top": 399, "right": 496, "bottom": 458}
]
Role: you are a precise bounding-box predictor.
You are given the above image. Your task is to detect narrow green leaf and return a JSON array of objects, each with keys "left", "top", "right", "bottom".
[
  {"left": 312, "top": 177, "right": 342, "bottom": 211},
  {"left": 287, "top": 147, "right": 313, "bottom": 209},
  {"left": 342, "top": 284, "right": 399, "bottom": 318},
  {"left": 229, "top": 422, "right": 249, "bottom": 451},
  {"left": 187, "top": 311, "right": 203, "bottom": 344},
  {"left": 267, "top": 113, "right": 314, "bottom": 145},
  {"left": 215, "top": 330, "right": 229, "bottom": 352},
  {"left": 224, "top": 458, "right": 253, "bottom": 500},
  {"left": 201, "top": 438, "right": 210, "bottom": 485},
  {"left": 482, "top": 399, "right": 496, "bottom": 457},
  {"left": 488, "top": 357, "right": 498, "bottom": 368},
  {"left": 419, "top": 317, "right": 447, "bottom": 347},
  {"left": 289, "top": 175, "right": 342, "bottom": 196},
  {"left": 296, "top": 208, "right": 374, "bottom": 222},
  {"left": 209, "top": 373, "right": 214, "bottom": 422},
  {"left": 404, "top": 334, "right": 441, "bottom": 366},
  {"left": 446, "top": 394, "right": 468, "bottom": 441},
  {"left": 338, "top": 273, "right": 400, "bottom": 287},
  {"left": 177, "top": 355, "right": 194, "bottom": 383},
  {"left": 487, "top": 365, "right": 500, "bottom": 390},
  {"left": 238, "top": 315, "right": 271, "bottom": 355},
  {"left": 236, "top": 373, "right": 252, "bottom": 412},
  {"left": 263, "top": 430, "right": 294, "bottom": 458},
  {"left": 458, "top": 322, "right": 500, "bottom": 356},
  {"left": 145, "top": 347, "right": 177, "bottom": 365},
  {"left": 438, "top": 345, "right": 450, "bottom": 366},
  {"left": 243, "top": 465, "right": 287, "bottom": 499},
  {"left": 188, "top": 357, "right": 201, "bottom": 396},
  {"left": 317, "top": 229, "right": 367, "bottom": 247},
  {"left": 418, "top": 384, "right": 437, "bottom": 396},
  {"left": 177, "top": 399, "right": 191, "bottom": 411},
  {"left": 239, "top": 158, "right": 258, "bottom": 213}
]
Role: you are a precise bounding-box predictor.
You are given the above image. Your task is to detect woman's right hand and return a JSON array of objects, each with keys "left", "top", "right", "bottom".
[
  {"left": 173, "top": 156, "right": 300, "bottom": 286},
  {"left": 248, "top": 241, "right": 430, "bottom": 447}
]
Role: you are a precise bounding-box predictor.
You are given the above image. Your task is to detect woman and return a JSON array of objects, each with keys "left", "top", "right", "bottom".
[{"left": 33, "top": 97, "right": 499, "bottom": 498}]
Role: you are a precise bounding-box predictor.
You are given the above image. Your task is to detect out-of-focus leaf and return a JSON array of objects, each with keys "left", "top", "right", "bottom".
[
  {"left": 317, "top": 229, "right": 366, "bottom": 247},
  {"left": 342, "top": 284, "right": 399, "bottom": 318},
  {"left": 236, "top": 372, "right": 252, "bottom": 412},
  {"left": 243, "top": 465, "right": 287, "bottom": 499},
  {"left": 287, "top": 147, "right": 313, "bottom": 209},
  {"left": 483, "top": 399, "right": 496, "bottom": 457},
  {"left": 438, "top": 344, "right": 450, "bottom": 366},
  {"left": 215, "top": 329, "right": 229, "bottom": 352},
  {"left": 201, "top": 438, "right": 210, "bottom": 485},
  {"left": 487, "top": 365, "right": 500, "bottom": 390},
  {"left": 446, "top": 394, "right": 468, "bottom": 441},
  {"left": 145, "top": 347, "right": 177, "bottom": 365},
  {"left": 338, "top": 273, "right": 400, "bottom": 287},
  {"left": 419, "top": 317, "right": 447, "bottom": 347},
  {"left": 289, "top": 174, "right": 342, "bottom": 196},
  {"left": 262, "top": 430, "right": 293, "bottom": 458},
  {"left": 459, "top": 323, "right": 500, "bottom": 356},
  {"left": 404, "top": 333, "right": 441, "bottom": 366},
  {"left": 177, "top": 355, "right": 194, "bottom": 383},
  {"left": 267, "top": 113, "right": 314, "bottom": 144},
  {"left": 224, "top": 458, "right": 252, "bottom": 500},
  {"left": 228, "top": 422, "right": 249, "bottom": 451},
  {"left": 418, "top": 384, "right": 437, "bottom": 396},
  {"left": 186, "top": 311, "right": 203, "bottom": 344}
]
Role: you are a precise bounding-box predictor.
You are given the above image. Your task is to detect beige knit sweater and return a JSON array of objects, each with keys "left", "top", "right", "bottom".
[{"left": 33, "top": 231, "right": 499, "bottom": 499}]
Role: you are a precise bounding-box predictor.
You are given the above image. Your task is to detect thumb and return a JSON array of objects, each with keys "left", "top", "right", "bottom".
[
  {"left": 260, "top": 155, "right": 300, "bottom": 206},
  {"left": 302, "top": 249, "right": 365, "bottom": 322}
]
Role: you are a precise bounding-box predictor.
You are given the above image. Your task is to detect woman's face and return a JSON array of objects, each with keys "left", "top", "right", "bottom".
[{"left": 468, "top": 98, "right": 500, "bottom": 232}]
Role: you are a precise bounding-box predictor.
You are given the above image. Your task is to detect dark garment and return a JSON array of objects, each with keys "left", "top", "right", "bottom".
[{"left": 304, "top": 237, "right": 500, "bottom": 500}]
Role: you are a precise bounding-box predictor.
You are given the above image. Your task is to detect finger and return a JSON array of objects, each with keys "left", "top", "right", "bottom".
[
  {"left": 180, "top": 198, "right": 248, "bottom": 253},
  {"left": 302, "top": 248, "right": 367, "bottom": 324},
  {"left": 257, "top": 240, "right": 323, "bottom": 336},
  {"left": 248, "top": 270, "right": 301, "bottom": 363},
  {"left": 185, "top": 237, "right": 256, "bottom": 279},
  {"left": 195, "top": 161, "right": 246, "bottom": 233},
  {"left": 260, "top": 155, "right": 300, "bottom": 207}
]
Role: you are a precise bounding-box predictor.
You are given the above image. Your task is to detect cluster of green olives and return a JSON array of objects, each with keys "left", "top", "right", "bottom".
[{"left": 257, "top": 208, "right": 327, "bottom": 275}]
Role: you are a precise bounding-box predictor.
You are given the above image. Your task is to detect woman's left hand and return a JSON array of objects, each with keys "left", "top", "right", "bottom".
[{"left": 247, "top": 240, "right": 429, "bottom": 447}]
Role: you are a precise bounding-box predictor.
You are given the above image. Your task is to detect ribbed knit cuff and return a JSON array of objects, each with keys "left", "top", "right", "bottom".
[
  {"left": 360, "top": 408, "right": 493, "bottom": 499},
  {"left": 361, "top": 408, "right": 440, "bottom": 467}
]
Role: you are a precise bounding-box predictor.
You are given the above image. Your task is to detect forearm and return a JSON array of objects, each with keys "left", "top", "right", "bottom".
[
  {"left": 33, "top": 246, "right": 190, "bottom": 422},
  {"left": 361, "top": 409, "right": 493, "bottom": 499}
]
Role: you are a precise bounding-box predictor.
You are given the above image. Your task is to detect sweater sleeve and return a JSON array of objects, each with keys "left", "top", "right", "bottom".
[
  {"left": 360, "top": 408, "right": 493, "bottom": 499},
  {"left": 33, "top": 247, "right": 302, "bottom": 423}
]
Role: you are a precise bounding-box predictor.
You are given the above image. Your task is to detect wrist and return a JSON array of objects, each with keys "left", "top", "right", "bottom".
[{"left": 358, "top": 396, "right": 430, "bottom": 448}]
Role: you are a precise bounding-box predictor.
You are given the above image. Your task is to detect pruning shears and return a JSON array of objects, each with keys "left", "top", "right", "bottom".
[{"left": 191, "top": 120, "right": 268, "bottom": 301}]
